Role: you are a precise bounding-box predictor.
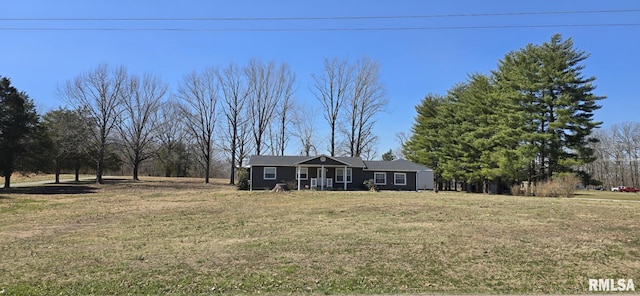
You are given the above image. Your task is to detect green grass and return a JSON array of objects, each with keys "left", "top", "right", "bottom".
[{"left": 0, "top": 178, "right": 638, "bottom": 295}]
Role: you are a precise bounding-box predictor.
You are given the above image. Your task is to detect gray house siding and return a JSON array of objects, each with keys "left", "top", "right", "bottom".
[
  {"left": 362, "top": 171, "right": 417, "bottom": 191},
  {"left": 247, "top": 155, "right": 429, "bottom": 191},
  {"left": 251, "top": 166, "right": 366, "bottom": 190}
]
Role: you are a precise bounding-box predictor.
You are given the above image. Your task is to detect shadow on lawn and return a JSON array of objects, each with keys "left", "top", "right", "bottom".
[{"left": 0, "top": 182, "right": 99, "bottom": 195}]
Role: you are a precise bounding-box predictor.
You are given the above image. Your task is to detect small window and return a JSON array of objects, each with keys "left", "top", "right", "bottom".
[
  {"left": 336, "top": 168, "right": 352, "bottom": 183},
  {"left": 264, "top": 167, "right": 276, "bottom": 180},
  {"left": 394, "top": 173, "right": 407, "bottom": 185},
  {"left": 296, "top": 167, "right": 308, "bottom": 180},
  {"left": 374, "top": 172, "right": 386, "bottom": 185}
]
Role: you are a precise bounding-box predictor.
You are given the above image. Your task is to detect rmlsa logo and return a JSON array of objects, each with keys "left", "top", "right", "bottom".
[{"left": 589, "top": 279, "right": 635, "bottom": 292}]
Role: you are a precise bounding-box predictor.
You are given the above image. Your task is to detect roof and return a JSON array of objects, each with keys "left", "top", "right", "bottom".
[
  {"left": 248, "top": 155, "right": 366, "bottom": 168},
  {"left": 247, "top": 155, "right": 430, "bottom": 171},
  {"left": 363, "top": 159, "right": 432, "bottom": 172}
]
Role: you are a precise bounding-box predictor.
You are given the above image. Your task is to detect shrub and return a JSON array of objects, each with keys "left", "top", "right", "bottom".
[
  {"left": 534, "top": 180, "right": 559, "bottom": 197},
  {"left": 236, "top": 168, "right": 250, "bottom": 190},
  {"left": 286, "top": 180, "right": 298, "bottom": 191},
  {"left": 363, "top": 179, "right": 378, "bottom": 192},
  {"left": 555, "top": 173, "right": 580, "bottom": 198},
  {"left": 533, "top": 173, "right": 579, "bottom": 198},
  {"left": 510, "top": 184, "right": 524, "bottom": 196}
]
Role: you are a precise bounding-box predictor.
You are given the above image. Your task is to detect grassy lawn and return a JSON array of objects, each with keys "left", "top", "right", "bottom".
[
  {"left": 0, "top": 177, "right": 638, "bottom": 295},
  {"left": 575, "top": 189, "right": 640, "bottom": 201}
]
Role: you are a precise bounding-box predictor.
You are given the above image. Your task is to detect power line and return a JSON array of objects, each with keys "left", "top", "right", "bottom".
[
  {"left": 1, "top": 9, "right": 639, "bottom": 22},
  {"left": 1, "top": 23, "right": 639, "bottom": 32}
]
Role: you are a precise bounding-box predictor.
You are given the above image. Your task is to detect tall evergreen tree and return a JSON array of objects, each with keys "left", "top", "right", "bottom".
[
  {"left": 403, "top": 94, "right": 449, "bottom": 190},
  {"left": 494, "top": 34, "right": 604, "bottom": 182},
  {"left": 43, "top": 108, "right": 92, "bottom": 183},
  {"left": 0, "top": 77, "right": 44, "bottom": 188}
]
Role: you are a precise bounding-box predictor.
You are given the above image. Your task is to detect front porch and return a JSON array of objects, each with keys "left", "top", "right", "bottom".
[{"left": 295, "top": 165, "right": 351, "bottom": 191}]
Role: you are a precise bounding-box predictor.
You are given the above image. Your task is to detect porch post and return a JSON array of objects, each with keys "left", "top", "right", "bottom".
[
  {"left": 297, "top": 166, "right": 301, "bottom": 191},
  {"left": 344, "top": 166, "right": 348, "bottom": 191},
  {"left": 321, "top": 165, "right": 325, "bottom": 191}
]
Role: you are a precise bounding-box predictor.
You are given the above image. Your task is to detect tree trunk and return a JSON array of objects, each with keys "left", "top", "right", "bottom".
[
  {"left": 133, "top": 161, "right": 139, "bottom": 181},
  {"left": 3, "top": 173, "right": 10, "bottom": 189},
  {"left": 97, "top": 139, "right": 105, "bottom": 184},
  {"left": 205, "top": 159, "right": 210, "bottom": 184},
  {"left": 75, "top": 167, "right": 80, "bottom": 182},
  {"left": 229, "top": 138, "right": 236, "bottom": 185},
  {"left": 54, "top": 161, "right": 61, "bottom": 184}
]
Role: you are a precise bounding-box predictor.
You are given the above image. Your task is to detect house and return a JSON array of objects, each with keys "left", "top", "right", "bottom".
[{"left": 246, "top": 154, "right": 434, "bottom": 191}]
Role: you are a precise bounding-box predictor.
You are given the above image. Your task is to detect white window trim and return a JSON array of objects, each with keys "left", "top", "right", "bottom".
[
  {"left": 336, "top": 168, "right": 352, "bottom": 183},
  {"left": 394, "top": 173, "right": 407, "bottom": 186},
  {"left": 374, "top": 172, "right": 386, "bottom": 185},
  {"left": 296, "top": 167, "right": 308, "bottom": 180},
  {"left": 263, "top": 167, "right": 277, "bottom": 180}
]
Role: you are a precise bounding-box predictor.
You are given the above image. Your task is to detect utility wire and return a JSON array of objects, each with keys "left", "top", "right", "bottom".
[
  {"left": 1, "top": 23, "right": 639, "bottom": 32},
  {"left": 1, "top": 9, "right": 639, "bottom": 22}
]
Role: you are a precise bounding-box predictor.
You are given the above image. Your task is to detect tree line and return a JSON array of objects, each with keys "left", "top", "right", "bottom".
[
  {"left": 586, "top": 122, "right": 640, "bottom": 189},
  {"left": 0, "top": 56, "right": 387, "bottom": 187},
  {"left": 403, "top": 34, "right": 604, "bottom": 192}
]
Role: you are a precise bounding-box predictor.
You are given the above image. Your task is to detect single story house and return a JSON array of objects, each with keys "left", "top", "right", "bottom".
[{"left": 247, "top": 154, "right": 434, "bottom": 191}]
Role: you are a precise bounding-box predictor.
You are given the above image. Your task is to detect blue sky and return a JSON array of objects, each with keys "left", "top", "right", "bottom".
[{"left": 3, "top": 0, "right": 639, "bottom": 158}]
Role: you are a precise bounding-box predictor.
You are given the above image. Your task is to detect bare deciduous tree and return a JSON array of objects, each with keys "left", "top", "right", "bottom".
[
  {"left": 117, "top": 73, "right": 166, "bottom": 181},
  {"left": 60, "top": 64, "right": 126, "bottom": 184},
  {"left": 293, "top": 104, "right": 317, "bottom": 156},
  {"left": 343, "top": 57, "right": 388, "bottom": 157},
  {"left": 271, "top": 68, "right": 296, "bottom": 156},
  {"left": 155, "top": 99, "right": 190, "bottom": 177},
  {"left": 245, "top": 59, "right": 292, "bottom": 155},
  {"left": 312, "top": 57, "right": 353, "bottom": 156},
  {"left": 218, "top": 63, "right": 249, "bottom": 184},
  {"left": 176, "top": 68, "right": 219, "bottom": 184}
]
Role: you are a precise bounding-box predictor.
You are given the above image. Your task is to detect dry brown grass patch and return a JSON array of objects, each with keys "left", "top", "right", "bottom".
[{"left": 0, "top": 178, "right": 638, "bottom": 294}]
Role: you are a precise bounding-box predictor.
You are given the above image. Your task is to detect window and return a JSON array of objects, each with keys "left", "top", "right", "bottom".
[
  {"left": 374, "top": 172, "right": 386, "bottom": 185},
  {"left": 394, "top": 173, "right": 407, "bottom": 185},
  {"left": 296, "top": 167, "right": 308, "bottom": 180},
  {"left": 336, "top": 168, "right": 352, "bottom": 183},
  {"left": 263, "top": 167, "right": 276, "bottom": 180}
]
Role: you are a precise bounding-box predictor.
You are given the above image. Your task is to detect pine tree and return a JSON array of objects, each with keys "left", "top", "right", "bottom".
[
  {"left": 494, "top": 34, "right": 604, "bottom": 182},
  {"left": 0, "top": 77, "right": 44, "bottom": 188}
]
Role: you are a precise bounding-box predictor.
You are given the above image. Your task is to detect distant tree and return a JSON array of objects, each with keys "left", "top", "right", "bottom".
[
  {"left": 270, "top": 68, "right": 296, "bottom": 156},
  {"left": 343, "top": 57, "right": 387, "bottom": 157},
  {"left": 394, "top": 131, "right": 409, "bottom": 158},
  {"left": 117, "top": 73, "right": 166, "bottom": 181},
  {"left": 176, "top": 68, "right": 219, "bottom": 184},
  {"left": 155, "top": 100, "right": 190, "bottom": 177},
  {"left": 293, "top": 104, "right": 317, "bottom": 156},
  {"left": 218, "top": 63, "right": 249, "bottom": 184},
  {"left": 0, "top": 77, "right": 44, "bottom": 188},
  {"left": 245, "top": 59, "right": 292, "bottom": 155},
  {"left": 43, "top": 108, "right": 92, "bottom": 183},
  {"left": 312, "top": 57, "right": 352, "bottom": 156},
  {"left": 382, "top": 149, "right": 396, "bottom": 161},
  {"left": 60, "top": 64, "right": 127, "bottom": 184}
]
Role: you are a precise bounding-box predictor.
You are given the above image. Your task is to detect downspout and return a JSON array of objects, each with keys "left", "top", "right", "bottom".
[
  {"left": 249, "top": 166, "right": 253, "bottom": 191},
  {"left": 415, "top": 170, "right": 419, "bottom": 192}
]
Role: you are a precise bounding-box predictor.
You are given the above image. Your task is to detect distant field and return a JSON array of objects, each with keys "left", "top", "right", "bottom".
[
  {"left": 0, "top": 177, "right": 638, "bottom": 295},
  {"left": 575, "top": 189, "right": 640, "bottom": 201}
]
